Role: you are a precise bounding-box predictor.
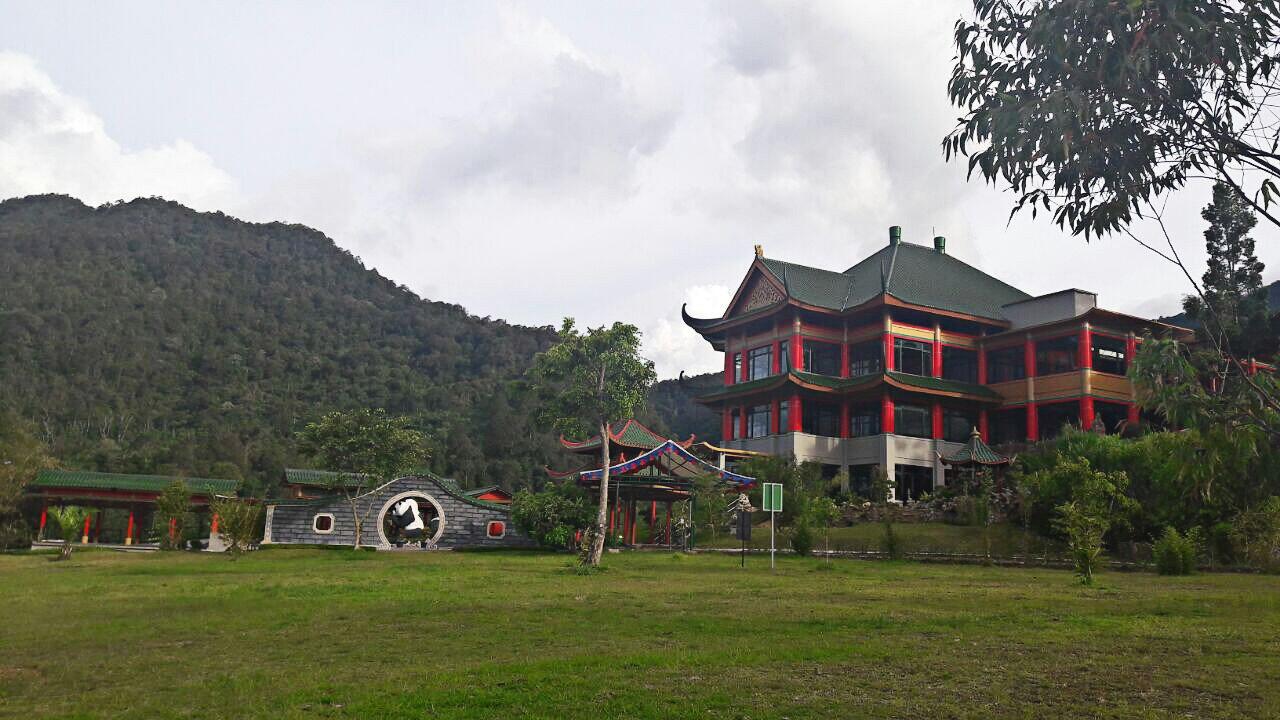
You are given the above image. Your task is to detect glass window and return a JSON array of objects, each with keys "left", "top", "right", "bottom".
[
  {"left": 779, "top": 340, "right": 790, "bottom": 372},
  {"left": 849, "top": 465, "right": 875, "bottom": 499},
  {"left": 1092, "top": 335, "right": 1127, "bottom": 375},
  {"left": 1036, "top": 335, "right": 1078, "bottom": 376},
  {"left": 894, "top": 338, "right": 933, "bottom": 377},
  {"left": 943, "top": 408, "right": 977, "bottom": 442},
  {"left": 747, "top": 404, "right": 770, "bottom": 438},
  {"left": 849, "top": 340, "right": 882, "bottom": 377},
  {"left": 747, "top": 346, "right": 773, "bottom": 380},
  {"left": 942, "top": 346, "right": 978, "bottom": 384},
  {"left": 1038, "top": 401, "right": 1077, "bottom": 439},
  {"left": 802, "top": 401, "right": 840, "bottom": 437},
  {"left": 894, "top": 403, "right": 931, "bottom": 438},
  {"left": 990, "top": 407, "right": 1026, "bottom": 444},
  {"left": 987, "top": 346, "right": 1025, "bottom": 383},
  {"left": 732, "top": 353, "right": 742, "bottom": 383},
  {"left": 729, "top": 408, "right": 740, "bottom": 440},
  {"left": 1095, "top": 401, "right": 1129, "bottom": 434},
  {"left": 778, "top": 400, "right": 790, "bottom": 432},
  {"left": 850, "top": 405, "right": 880, "bottom": 437},
  {"left": 895, "top": 465, "right": 934, "bottom": 502},
  {"left": 803, "top": 341, "right": 841, "bottom": 376}
]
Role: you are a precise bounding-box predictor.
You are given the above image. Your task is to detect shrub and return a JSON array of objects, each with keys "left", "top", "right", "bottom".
[
  {"left": 46, "top": 505, "right": 88, "bottom": 561},
  {"left": 1153, "top": 526, "right": 1201, "bottom": 575},
  {"left": 789, "top": 522, "right": 814, "bottom": 557},
  {"left": 1055, "top": 499, "right": 1107, "bottom": 585},
  {"left": 154, "top": 481, "right": 192, "bottom": 551},
  {"left": 1230, "top": 497, "right": 1280, "bottom": 573},
  {"left": 881, "top": 518, "right": 903, "bottom": 559},
  {"left": 511, "top": 485, "right": 591, "bottom": 549},
  {"left": 209, "top": 494, "right": 262, "bottom": 557}
]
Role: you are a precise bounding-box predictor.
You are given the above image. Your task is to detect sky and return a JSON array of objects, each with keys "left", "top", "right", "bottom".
[{"left": 2, "top": 0, "right": 1277, "bottom": 379}]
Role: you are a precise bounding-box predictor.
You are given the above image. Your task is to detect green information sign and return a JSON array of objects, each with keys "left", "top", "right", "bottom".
[{"left": 762, "top": 482, "right": 783, "bottom": 513}]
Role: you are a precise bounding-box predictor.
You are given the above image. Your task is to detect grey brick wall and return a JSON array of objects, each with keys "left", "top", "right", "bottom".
[{"left": 264, "top": 475, "right": 535, "bottom": 550}]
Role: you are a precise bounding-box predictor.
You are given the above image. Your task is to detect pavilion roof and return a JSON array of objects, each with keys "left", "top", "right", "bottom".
[
  {"left": 578, "top": 440, "right": 755, "bottom": 486},
  {"left": 695, "top": 370, "right": 1001, "bottom": 404},
  {"left": 559, "top": 419, "right": 694, "bottom": 454},
  {"left": 940, "top": 428, "right": 1011, "bottom": 467},
  {"left": 32, "top": 470, "right": 238, "bottom": 496}
]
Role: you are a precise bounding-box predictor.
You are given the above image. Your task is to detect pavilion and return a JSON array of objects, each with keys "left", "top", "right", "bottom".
[
  {"left": 937, "top": 428, "right": 1013, "bottom": 494},
  {"left": 27, "top": 470, "right": 237, "bottom": 547}
]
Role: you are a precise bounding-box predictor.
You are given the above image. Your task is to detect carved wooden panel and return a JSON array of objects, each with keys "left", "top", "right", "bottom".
[{"left": 743, "top": 278, "right": 785, "bottom": 312}]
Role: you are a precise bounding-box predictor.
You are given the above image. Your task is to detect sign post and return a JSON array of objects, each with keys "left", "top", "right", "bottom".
[{"left": 761, "top": 482, "right": 782, "bottom": 569}]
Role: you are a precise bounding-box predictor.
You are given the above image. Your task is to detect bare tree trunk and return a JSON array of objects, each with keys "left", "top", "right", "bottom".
[
  {"left": 587, "top": 417, "right": 610, "bottom": 566},
  {"left": 348, "top": 496, "right": 362, "bottom": 549}
]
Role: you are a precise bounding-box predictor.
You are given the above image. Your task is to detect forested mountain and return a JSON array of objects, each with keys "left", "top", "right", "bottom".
[
  {"left": 0, "top": 195, "right": 579, "bottom": 495},
  {"left": 1158, "top": 280, "right": 1280, "bottom": 331}
]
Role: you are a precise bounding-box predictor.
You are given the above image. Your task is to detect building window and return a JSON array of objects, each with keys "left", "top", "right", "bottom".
[
  {"left": 747, "top": 404, "right": 770, "bottom": 438},
  {"left": 990, "top": 407, "right": 1026, "bottom": 444},
  {"left": 1038, "top": 401, "right": 1078, "bottom": 439},
  {"left": 1036, "top": 335, "right": 1078, "bottom": 376},
  {"left": 486, "top": 521, "right": 506, "bottom": 539},
  {"left": 849, "top": 340, "right": 882, "bottom": 377},
  {"left": 1095, "top": 401, "right": 1128, "bottom": 434},
  {"left": 849, "top": 465, "right": 875, "bottom": 499},
  {"left": 1092, "top": 335, "right": 1127, "bottom": 375},
  {"left": 850, "top": 405, "right": 880, "bottom": 437},
  {"left": 747, "top": 346, "right": 773, "bottom": 380},
  {"left": 894, "top": 338, "right": 933, "bottom": 377},
  {"left": 987, "top": 346, "right": 1025, "bottom": 382},
  {"left": 313, "top": 513, "right": 335, "bottom": 534},
  {"left": 895, "top": 464, "right": 934, "bottom": 502},
  {"left": 802, "top": 401, "right": 840, "bottom": 437},
  {"left": 943, "top": 408, "right": 977, "bottom": 442},
  {"left": 942, "top": 346, "right": 978, "bottom": 384},
  {"left": 803, "top": 341, "right": 841, "bottom": 376},
  {"left": 729, "top": 408, "right": 740, "bottom": 440},
  {"left": 778, "top": 400, "right": 790, "bottom": 432},
  {"left": 894, "top": 403, "right": 931, "bottom": 438},
  {"left": 779, "top": 340, "right": 790, "bottom": 372},
  {"left": 732, "top": 353, "right": 743, "bottom": 382}
]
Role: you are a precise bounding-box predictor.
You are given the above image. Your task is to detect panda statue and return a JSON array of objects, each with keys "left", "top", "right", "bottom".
[{"left": 388, "top": 497, "right": 426, "bottom": 546}]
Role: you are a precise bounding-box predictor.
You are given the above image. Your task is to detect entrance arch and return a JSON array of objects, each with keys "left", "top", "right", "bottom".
[{"left": 376, "top": 490, "right": 446, "bottom": 547}]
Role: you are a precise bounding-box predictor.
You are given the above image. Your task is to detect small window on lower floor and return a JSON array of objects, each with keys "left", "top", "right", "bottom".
[
  {"left": 486, "top": 521, "right": 506, "bottom": 539},
  {"left": 313, "top": 513, "right": 335, "bottom": 534}
]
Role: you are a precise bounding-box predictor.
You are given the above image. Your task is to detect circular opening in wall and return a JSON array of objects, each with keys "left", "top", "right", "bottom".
[{"left": 379, "top": 493, "right": 442, "bottom": 548}]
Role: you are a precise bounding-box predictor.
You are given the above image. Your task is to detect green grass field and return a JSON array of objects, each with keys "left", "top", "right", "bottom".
[
  {"left": 700, "top": 521, "right": 1066, "bottom": 558},
  {"left": 2, "top": 549, "right": 1277, "bottom": 719}
]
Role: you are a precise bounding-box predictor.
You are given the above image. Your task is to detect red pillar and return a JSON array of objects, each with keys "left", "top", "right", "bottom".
[
  {"left": 650, "top": 501, "right": 657, "bottom": 543},
  {"left": 125, "top": 509, "right": 135, "bottom": 546},
  {"left": 881, "top": 392, "right": 895, "bottom": 434},
  {"left": 840, "top": 401, "right": 851, "bottom": 438},
  {"left": 977, "top": 347, "right": 988, "bottom": 384},
  {"left": 978, "top": 409, "right": 989, "bottom": 442},
  {"left": 883, "top": 332, "right": 895, "bottom": 371},
  {"left": 932, "top": 325, "right": 943, "bottom": 378},
  {"left": 740, "top": 348, "right": 749, "bottom": 382},
  {"left": 1078, "top": 326, "right": 1092, "bottom": 369},
  {"left": 724, "top": 351, "right": 734, "bottom": 386},
  {"left": 82, "top": 514, "right": 92, "bottom": 544},
  {"left": 1080, "top": 396, "right": 1095, "bottom": 430},
  {"left": 771, "top": 339, "right": 781, "bottom": 375},
  {"left": 840, "top": 343, "right": 850, "bottom": 378},
  {"left": 630, "top": 502, "right": 638, "bottom": 545},
  {"left": 211, "top": 513, "right": 219, "bottom": 534},
  {"left": 931, "top": 401, "right": 944, "bottom": 440},
  {"left": 1127, "top": 401, "right": 1140, "bottom": 427},
  {"left": 38, "top": 503, "right": 47, "bottom": 541},
  {"left": 770, "top": 397, "right": 780, "bottom": 435},
  {"left": 791, "top": 331, "right": 804, "bottom": 371},
  {"left": 738, "top": 404, "right": 748, "bottom": 439},
  {"left": 1125, "top": 334, "right": 1137, "bottom": 367},
  {"left": 722, "top": 409, "right": 733, "bottom": 441},
  {"left": 168, "top": 517, "right": 177, "bottom": 544},
  {"left": 789, "top": 394, "right": 802, "bottom": 432},
  {"left": 609, "top": 503, "right": 616, "bottom": 535},
  {"left": 1026, "top": 402, "right": 1039, "bottom": 441},
  {"left": 1024, "top": 336, "right": 1036, "bottom": 379}
]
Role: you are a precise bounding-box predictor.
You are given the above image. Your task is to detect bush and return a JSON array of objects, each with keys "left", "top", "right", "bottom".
[
  {"left": 789, "top": 522, "right": 814, "bottom": 557},
  {"left": 881, "top": 519, "right": 902, "bottom": 559},
  {"left": 1153, "top": 526, "right": 1201, "bottom": 575},
  {"left": 511, "top": 484, "right": 591, "bottom": 549},
  {"left": 209, "top": 494, "right": 262, "bottom": 557},
  {"left": 1231, "top": 497, "right": 1280, "bottom": 572}
]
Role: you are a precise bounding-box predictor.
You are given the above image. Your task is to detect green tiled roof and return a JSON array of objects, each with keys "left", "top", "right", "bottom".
[
  {"left": 562, "top": 419, "right": 679, "bottom": 452},
  {"left": 942, "top": 429, "right": 1011, "bottom": 466},
  {"left": 32, "top": 470, "right": 238, "bottom": 495},
  {"left": 284, "top": 468, "right": 368, "bottom": 488},
  {"left": 885, "top": 371, "right": 1001, "bottom": 400},
  {"left": 756, "top": 241, "right": 1031, "bottom": 320},
  {"left": 699, "top": 371, "right": 998, "bottom": 401}
]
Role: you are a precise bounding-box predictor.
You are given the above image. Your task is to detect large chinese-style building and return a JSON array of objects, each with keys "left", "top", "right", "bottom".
[{"left": 682, "top": 227, "right": 1193, "bottom": 500}]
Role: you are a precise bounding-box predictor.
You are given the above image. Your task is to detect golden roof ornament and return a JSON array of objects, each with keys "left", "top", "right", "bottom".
[{"left": 754, "top": 244, "right": 764, "bottom": 258}]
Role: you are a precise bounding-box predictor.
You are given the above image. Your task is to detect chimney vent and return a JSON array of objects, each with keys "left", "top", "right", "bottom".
[
  {"left": 933, "top": 236, "right": 946, "bottom": 253},
  {"left": 889, "top": 225, "right": 902, "bottom": 245}
]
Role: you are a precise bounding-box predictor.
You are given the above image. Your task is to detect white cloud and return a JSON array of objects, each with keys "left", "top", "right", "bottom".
[{"left": 0, "top": 52, "right": 236, "bottom": 210}]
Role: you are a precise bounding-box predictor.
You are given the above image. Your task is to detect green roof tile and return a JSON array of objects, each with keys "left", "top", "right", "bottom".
[
  {"left": 942, "top": 428, "right": 1011, "bottom": 465},
  {"left": 699, "top": 370, "right": 999, "bottom": 402},
  {"left": 32, "top": 470, "right": 238, "bottom": 495},
  {"left": 284, "top": 468, "right": 368, "bottom": 488}
]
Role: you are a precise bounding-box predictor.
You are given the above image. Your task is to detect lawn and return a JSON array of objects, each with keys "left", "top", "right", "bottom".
[
  {"left": 1, "top": 549, "right": 1277, "bottom": 719},
  {"left": 700, "top": 521, "right": 1065, "bottom": 558}
]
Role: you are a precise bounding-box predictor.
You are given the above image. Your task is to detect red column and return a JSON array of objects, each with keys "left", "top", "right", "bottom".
[
  {"left": 1080, "top": 396, "right": 1095, "bottom": 430},
  {"left": 771, "top": 339, "right": 781, "bottom": 375},
  {"left": 38, "top": 503, "right": 47, "bottom": 541},
  {"left": 169, "top": 517, "right": 177, "bottom": 544},
  {"left": 931, "top": 401, "right": 943, "bottom": 439},
  {"left": 125, "top": 510, "right": 135, "bottom": 546},
  {"left": 1026, "top": 402, "right": 1039, "bottom": 441},
  {"left": 789, "top": 394, "right": 802, "bottom": 432},
  {"left": 650, "top": 501, "right": 657, "bottom": 543},
  {"left": 724, "top": 351, "right": 734, "bottom": 386},
  {"left": 978, "top": 409, "right": 989, "bottom": 442},
  {"left": 740, "top": 349, "right": 749, "bottom": 382},
  {"left": 1024, "top": 336, "right": 1036, "bottom": 378},
  {"left": 1125, "top": 333, "right": 1137, "bottom": 368},
  {"left": 881, "top": 392, "right": 895, "bottom": 434},
  {"left": 609, "top": 504, "right": 616, "bottom": 535},
  {"left": 722, "top": 409, "right": 733, "bottom": 441},
  {"left": 1079, "top": 326, "right": 1092, "bottom": 369},
  {"left": 82, "top": 514, "right": 92, "bottom": 544},
  {"left": 739, "top": 404, "right": 748, "bottom": 438},
  {"left": 792, "top": 332, "right": 804, "bottom": 371},
  {"left": 1247, "top": 358, "right": 1258, "bottom": 376},
  {"left": 629, "top": 502, "right": 638, "bottom": 545},
  {"left": 977, "top": 348, "right": 988, "bottom": 384},
  {"left": 932, "top": 325, "right": 943, "bottom": 378},
  {"left": 1127, "top": 401, "right": 1140, "bottom": 426},
  {"left": 840, "top": 401, "right": 851, "bottom": 438},
  {"left": 211, "top": 513, "right": 219, "bottom": 534},
  {"left": 770, "top": 397, "right": 780, "bottom": 435},
  {"left": 883, "top": 332, "right": 895, "bottom": 371},
  {"left": 840, "top": 343, "right": 850, "bottom": 378}
]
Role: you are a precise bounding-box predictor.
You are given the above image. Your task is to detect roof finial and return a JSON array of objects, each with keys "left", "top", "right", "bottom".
[{"left": 754, "top": 244, "right": 764, "bottom": 258}]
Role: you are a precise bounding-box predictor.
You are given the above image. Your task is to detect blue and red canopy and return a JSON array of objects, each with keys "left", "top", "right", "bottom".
[{"left": 578, "top": 440, "right": 755, "bottom": 487}]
